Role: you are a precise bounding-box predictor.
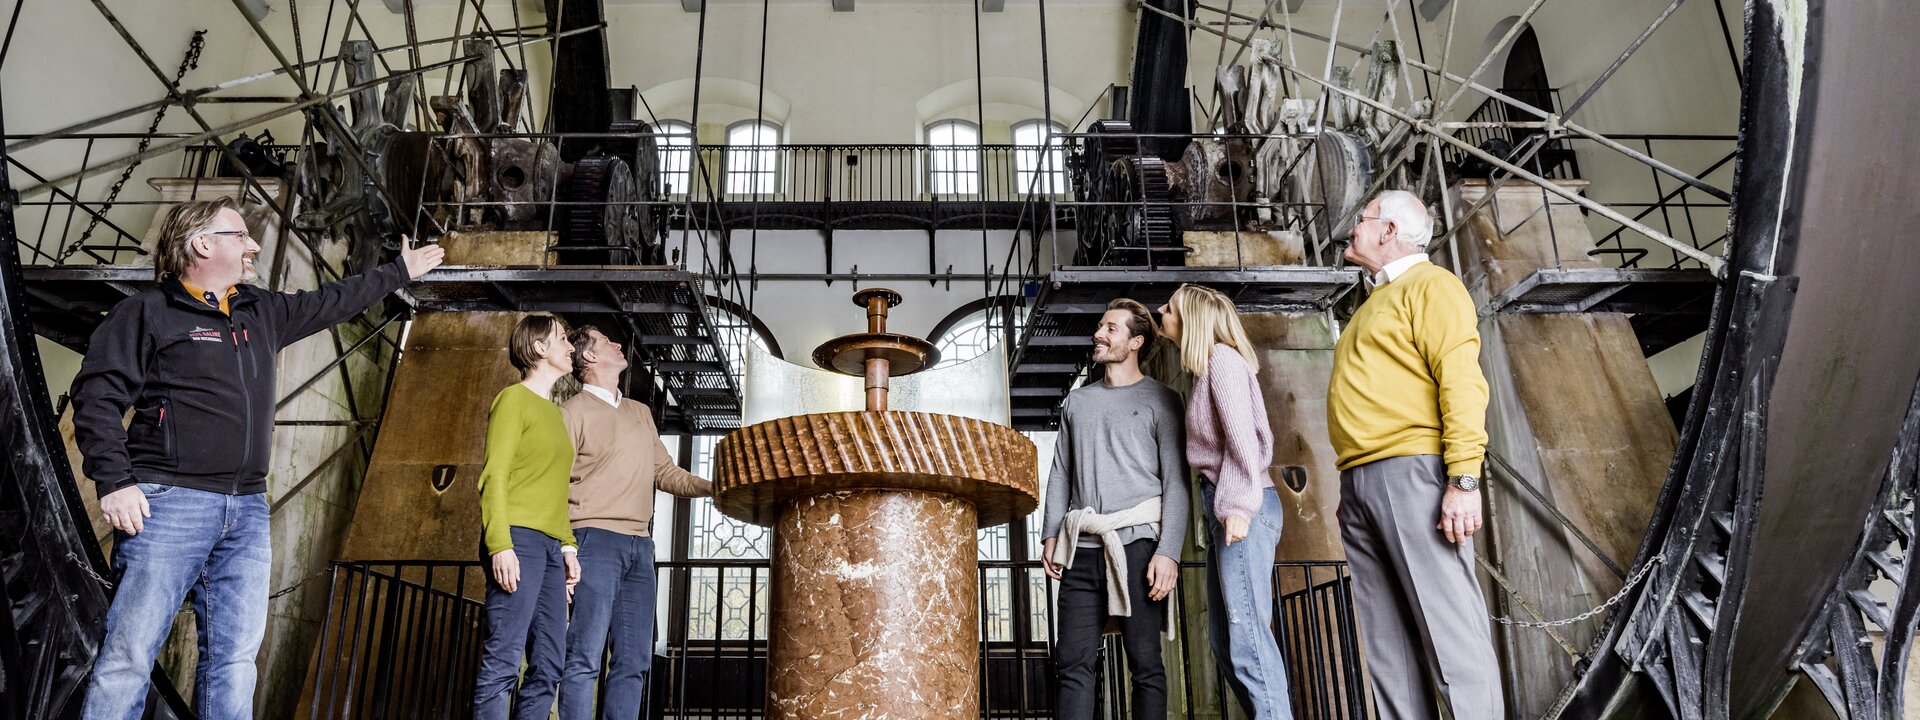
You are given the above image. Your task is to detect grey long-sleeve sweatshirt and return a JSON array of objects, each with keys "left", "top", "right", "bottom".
[{"left": 1040, "top": 376, "right": 1190, "bottom": 559}]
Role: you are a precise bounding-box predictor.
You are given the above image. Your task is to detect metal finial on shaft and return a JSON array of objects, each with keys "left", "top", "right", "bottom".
[{"left": 810, "top": 288, "right": 940, "bottom": 412}]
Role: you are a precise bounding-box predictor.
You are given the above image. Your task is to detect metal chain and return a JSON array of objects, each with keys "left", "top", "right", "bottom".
[
  {"left": 1493, "top": 554, "right": 1664, "bottom": 629},
  {"left": 268, "top": 567, "right": 335, "bottom": 601},
  {"left": 70, "top": 551, "right": 328, "bottom": 600},
  {"left": 68, "top": 551, "right": 113, "bottom": 590},
  {"left": 61, "top": 29, "right": 207, "bottom": 261}
]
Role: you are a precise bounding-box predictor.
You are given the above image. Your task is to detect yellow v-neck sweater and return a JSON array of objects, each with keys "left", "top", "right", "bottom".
[{"left": 1328, "top": 262, "right": 1489, "bottom": 478}]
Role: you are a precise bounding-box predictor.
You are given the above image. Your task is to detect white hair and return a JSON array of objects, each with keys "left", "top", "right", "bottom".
[{"left": 1374, "top": 190, "right": 1435, "bottom": 248}]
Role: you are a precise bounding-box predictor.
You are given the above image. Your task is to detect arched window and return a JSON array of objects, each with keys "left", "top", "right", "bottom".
[
  {"left": 931, "top": 301, "right": 1026, "bottom": 369},
  {"left": 656, "top": 120, "right": 695, "bottom": 198},
  {"left": 925, "top": 120, "right": 981, "bottom": 196},
  {"left": 725, "top": 121, "right": 781, "bottom": 196},
  {"left": 1013, "top": 120, "right": 1069, "bottom": 196}
]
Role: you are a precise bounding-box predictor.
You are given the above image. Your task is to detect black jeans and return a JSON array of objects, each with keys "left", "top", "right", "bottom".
[{"left": 1054, "top": 538, "right": 1168, "bottom": 720}]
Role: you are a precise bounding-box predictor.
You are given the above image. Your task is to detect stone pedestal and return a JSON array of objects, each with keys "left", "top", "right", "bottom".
[
  {"left": 715, "top": 410, "right": 1037, "bottom": 720},
  {"left": 769, "top": 489, "right": 979, "bottom": 718}
]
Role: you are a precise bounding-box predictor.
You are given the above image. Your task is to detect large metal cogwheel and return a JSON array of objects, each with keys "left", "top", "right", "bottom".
[
  {"left": 560, "top": 154, "right": 641, "bottom": 263},
  {"left": 602, "top": 119, "right": 662, "bottom": 200},
  {"left": 1112, "top": 156, "right": 1181, "bottom": 265},
  {"left": 1085, "top": 119, "right": 1140, "bottom": 160},
  {"left": 1068, "top": 120, "right": 1182, "bottom": 265},
  {"left": 1071, "top": 121, "right": 1132, "bottom": 264}
]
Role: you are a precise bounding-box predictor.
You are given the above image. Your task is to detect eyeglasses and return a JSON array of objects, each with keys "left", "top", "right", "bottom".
[
  {"left": 1355, "top": 215, "right": 1386, "bottom": 224},
  {"left": 203, "top": 230, "right": 254, "bottom": 242}
]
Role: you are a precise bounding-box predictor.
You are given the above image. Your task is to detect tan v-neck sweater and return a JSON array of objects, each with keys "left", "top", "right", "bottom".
[{"left": 561, "top": 390, "right": 712, "bottom": 536}]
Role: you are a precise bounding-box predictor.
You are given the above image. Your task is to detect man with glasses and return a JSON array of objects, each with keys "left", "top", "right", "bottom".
[
  {"left": 72, "top": 197, "right": 443, "bottom": 719},
  {"left": 1328, "top": 190, "right": 1502, "bottom": 719}
]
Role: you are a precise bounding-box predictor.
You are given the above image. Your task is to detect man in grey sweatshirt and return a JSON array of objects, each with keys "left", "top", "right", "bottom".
[{"left": 1040, "top": 298, "right": 1189, "bottom": 720}]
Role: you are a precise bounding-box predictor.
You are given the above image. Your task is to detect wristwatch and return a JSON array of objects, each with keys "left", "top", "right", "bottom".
[{"left": 1449, "top": 474, "right": 1480, "bottom": 492}]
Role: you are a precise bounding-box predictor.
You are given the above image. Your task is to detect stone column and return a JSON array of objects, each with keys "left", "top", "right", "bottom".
[
  {"left": 716, "top": 290, "right": 1037, "bottom": 720},
  {"left": 768, "top": 489, "right": 980, "bottom": 718},
  {"left": 715, "top": 410, "right": 1036, "bottom": 720}
]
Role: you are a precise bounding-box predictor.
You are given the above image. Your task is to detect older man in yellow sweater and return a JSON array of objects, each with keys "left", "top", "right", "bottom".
[
  {"left": 556, "top": 325, "right": 713, "bottom": 720},
  {"left": 1328, "top": 190, "right": 1502, "bottom": 720}
]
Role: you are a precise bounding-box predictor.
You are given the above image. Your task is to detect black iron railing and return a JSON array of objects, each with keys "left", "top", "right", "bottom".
[
  {"left": 4, "top": 133, "right": 269, "bottom": 267},
  {"left": 1579, "top": 135, "right": 1737, "bottom": 270},
  {"left": 675, "top": 144, "right": 1070, "bottom": 204},
  {"left": 307, "top": 561, "right": 490, "bottom": 720},
  {"left": 1449, "top": 88, "right": 1582, "bottom": 180},
  {"left": 307, "top": 558, "right": 1368, "bottom": 719},
  {"left": 1448, "top": 130, "right": 1735, "bottom": 272}
]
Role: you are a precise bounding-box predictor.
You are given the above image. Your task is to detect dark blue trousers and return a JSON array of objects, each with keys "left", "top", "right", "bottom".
[
  {"left": 559, "top": 528, "right": 659, "bottom": 720},
  {"left": 474, "top": 526, "right": 568, "bottom": 720}
]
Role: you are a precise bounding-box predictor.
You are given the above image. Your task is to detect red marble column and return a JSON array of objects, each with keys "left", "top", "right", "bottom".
[{"left": 767, "top": 489, "right": 980, "bottom": 719}]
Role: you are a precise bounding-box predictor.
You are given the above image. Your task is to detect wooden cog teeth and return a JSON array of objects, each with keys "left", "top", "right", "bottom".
[{"left": 712, "top": 411, "right": 1041, "bottom": 528}]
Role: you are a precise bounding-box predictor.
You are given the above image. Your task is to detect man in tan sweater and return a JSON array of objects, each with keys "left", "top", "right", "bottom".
[{"left": 556, "top": 325, "right": 712, "bottom": 720}]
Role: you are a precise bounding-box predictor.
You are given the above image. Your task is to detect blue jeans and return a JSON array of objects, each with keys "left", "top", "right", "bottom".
[
  {"left": 475, "top": 526, "right": 570, "bottom": 720},
  {"left": 1202, "top": 482, "right": 1295, "bottom": 720},
  {"left": 82, "top": 483, "right": 270, "bottom": 720},
  {"left": 560, "top": 528, "right": 658, "bottom": 720}
]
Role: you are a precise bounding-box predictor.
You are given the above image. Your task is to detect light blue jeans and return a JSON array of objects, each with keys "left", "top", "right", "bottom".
[
  {"left": 1202, "top": 482, "right": 1296, "bottom": 720},
  {"left": 82, "top": 483, "right": 271, "bottom": 720}
]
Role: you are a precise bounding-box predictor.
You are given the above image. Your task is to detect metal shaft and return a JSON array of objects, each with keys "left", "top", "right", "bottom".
[{"left": 865, "top": 294, "right": 892, "bottom": 411}]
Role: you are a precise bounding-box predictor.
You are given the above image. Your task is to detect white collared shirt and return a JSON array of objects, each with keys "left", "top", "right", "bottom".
[
  {"left": 580, "top": 383, "right": 622, "bottom": 408},
  {"left": 1372, "top": 253, "right": 1430, "bottom": 286}
]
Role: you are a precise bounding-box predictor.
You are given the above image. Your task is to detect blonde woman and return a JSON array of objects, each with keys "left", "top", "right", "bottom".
[
  {"left": 474, "top": 314, "right": 581, "bottom": 720},
  {"left": 1158, "top": 284, "right": 1294, "bottom": 719}
]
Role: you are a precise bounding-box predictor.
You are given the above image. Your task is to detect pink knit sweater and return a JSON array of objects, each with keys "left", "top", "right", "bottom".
[{"left": 1187, "top": 343, "right": 1275, "bottom": 523}]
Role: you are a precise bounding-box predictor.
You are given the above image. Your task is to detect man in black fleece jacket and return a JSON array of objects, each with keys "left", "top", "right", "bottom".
[{"left": 71, "top": 197, "right": 442, "bottom": 720}]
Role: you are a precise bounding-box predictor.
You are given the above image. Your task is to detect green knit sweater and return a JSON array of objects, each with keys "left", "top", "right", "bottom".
[{"left": 478, "top": 383, "right": 577, "bottom": 554}]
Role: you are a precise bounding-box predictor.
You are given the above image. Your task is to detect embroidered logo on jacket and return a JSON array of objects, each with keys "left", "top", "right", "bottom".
[{"left": 188, "top": 326, "right": 224, "bottom": 343}]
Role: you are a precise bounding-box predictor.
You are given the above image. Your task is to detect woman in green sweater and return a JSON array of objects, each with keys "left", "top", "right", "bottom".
[{"left": 473, "top": 314, "right": 580, "bottom": 720}]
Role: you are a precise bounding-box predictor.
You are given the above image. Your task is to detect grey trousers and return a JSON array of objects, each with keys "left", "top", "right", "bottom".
[{"left": 1338, "top": 455, "right": 1504, "bottom": 720}]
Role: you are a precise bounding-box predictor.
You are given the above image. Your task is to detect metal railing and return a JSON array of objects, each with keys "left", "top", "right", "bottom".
[
  {"left": 307, "top": 561, "right": 489, "bottom": 720},
  {"left": 1451, "top": 132, "right": 1735, "bottom": 272},
  {"left": 1580, "top": 135, "right": 1736, "bottom": 269},
  {"left": 669, "top": 144, "right": 1071, "bottom": 204},
  {"left": 1448, "top": 89, "right": 1582, "bottom": 181},
  {"left": 1434, "top": 90, "right": 1736, "bottom": 271},
  {"left": 4, "top": 133, "right": 273, "bottom": 267},
  {"left": 306, "top": 558, "right": 1369, "bottom": 719}
]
